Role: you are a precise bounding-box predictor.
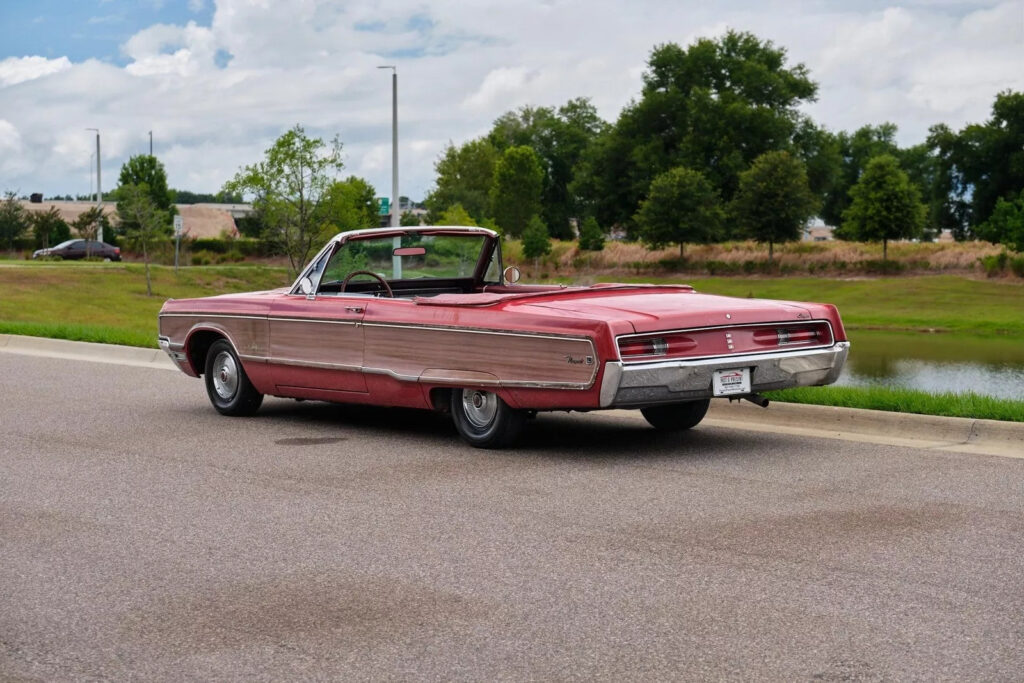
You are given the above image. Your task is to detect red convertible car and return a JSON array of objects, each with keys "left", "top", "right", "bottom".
[{"left": 158, "top": 226, "right": 849, "bottom": 447}]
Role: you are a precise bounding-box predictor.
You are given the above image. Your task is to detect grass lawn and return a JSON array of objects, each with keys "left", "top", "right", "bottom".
[{"left": 0, "top": 262, "right": 291, "bottom": 348}]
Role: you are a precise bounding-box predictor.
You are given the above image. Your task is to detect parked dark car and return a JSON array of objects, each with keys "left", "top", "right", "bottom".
[{"left": 32, "top": 240, "right": 121, "bottom": 261}]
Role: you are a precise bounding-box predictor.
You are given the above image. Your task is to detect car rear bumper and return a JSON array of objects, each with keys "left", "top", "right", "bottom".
[{"left": 600, "top": 341, "right": 850, "bottom": 407}]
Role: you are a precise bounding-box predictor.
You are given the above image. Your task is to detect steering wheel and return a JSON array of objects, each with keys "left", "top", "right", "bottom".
[{"left": 340, "top": 270, "right": 394, "bottom": 298}]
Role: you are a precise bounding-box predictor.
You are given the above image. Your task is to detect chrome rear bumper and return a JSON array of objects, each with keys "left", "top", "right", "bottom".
[{"left": 600, "top": 342, "right": 850, "bottom": 407}]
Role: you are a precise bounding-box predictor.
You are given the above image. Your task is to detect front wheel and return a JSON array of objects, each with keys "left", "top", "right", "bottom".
[
  {"left": 641, "top": 399, "right": 710, "bottom": 431},
  {"left": 450, "top": 389, "right": 525, "bottom": 449},
  {"left": 204, "top": 339, "right": 263, "bottom": 416}
]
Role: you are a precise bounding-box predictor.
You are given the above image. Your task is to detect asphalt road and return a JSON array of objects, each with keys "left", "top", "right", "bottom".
[{"left": 2, "top": 353, "right": 1023, "bottom": 681}]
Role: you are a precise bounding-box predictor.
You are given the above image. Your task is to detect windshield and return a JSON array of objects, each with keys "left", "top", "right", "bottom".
[{"left": 321, "top": 233, "right": 490, "bottom": 285}]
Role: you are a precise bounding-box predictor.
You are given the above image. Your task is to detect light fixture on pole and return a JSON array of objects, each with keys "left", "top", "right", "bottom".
[{"left": 86, "top": 128, "right": 102, "bottom": 242}]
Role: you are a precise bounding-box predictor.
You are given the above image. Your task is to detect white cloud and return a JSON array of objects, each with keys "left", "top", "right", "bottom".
[
  {"left": 0, "top": 56, "right": 72, "bottom": 87},
  {"left": 0, "top": 0, "right": 1022, "bottom": 202}
]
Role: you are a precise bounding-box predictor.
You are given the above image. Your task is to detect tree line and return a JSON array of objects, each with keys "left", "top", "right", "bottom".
[{"left": 423, "top": 30, "right": 1024, "bottom": 258}]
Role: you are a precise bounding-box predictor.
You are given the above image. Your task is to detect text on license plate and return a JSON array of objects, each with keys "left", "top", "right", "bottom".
[{"left": 713, "top": 368, "right": 751, "bottom": 396}]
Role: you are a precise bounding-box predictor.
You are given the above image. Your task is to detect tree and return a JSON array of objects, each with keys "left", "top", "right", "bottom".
[
  {"left": 0, "top": 192, "right": 28, "bottom": 252},
  {"left": 976, "top": 190, "right": 1024, "bottom": 253},
  {"left": 731, "top": 151, "right": 818, "bottom": 262},
  {"left": 521, "top": 215, "right": 552, "bottom": 263},
  {"left": 929, "top": 90, "right": 1024, "bottom": 237},
  {"left": 224, "top": 125, "right": 344, "bottom": 275},
  {"left": 576, "top": 31, "right": 818, "bottom": 231},
  {"left": 840, "top": 155, "right": 926, "bottom": 260},
  {"left": 634, "top": 167, "right": 724, "bottom": 258},
  {"left": 488, "top": 99, "right": 606, "bottom": 238},
  {"left": 119, "top": 155, "right": 173, "bottom": 210},
  {"left": 28, "top": 206, "right": 70, "bottom": 250},
  {"left": 399, "top": 211, "right": 421, "bottom": 226},
  {"left": 319, "top": 176, "right": 379, "bottom": 231},
  {"left": 424, "top": 138, "right": 499, "bottom": 224},
  {"left": 577, "top": 215, "right": 605, "bottom": 252},
  {"left": 820, "top": 124, "right": 900, "bottom": 227},
  {"left": 439, "top": 203, "right": 476, "bottom": 226},
  {"left": 490, "top": 146, "right": 544, "bottom": 237},
  {"left": 118, "top": 184, "right": 170, "bottom": 296},
  {"left": 71, "top": 207, "right": 111, "bottom": 244}
]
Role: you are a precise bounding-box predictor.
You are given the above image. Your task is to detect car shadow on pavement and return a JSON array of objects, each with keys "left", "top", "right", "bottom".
[{"left": 249, "top": 398, "right": 758, "bottom": 462}]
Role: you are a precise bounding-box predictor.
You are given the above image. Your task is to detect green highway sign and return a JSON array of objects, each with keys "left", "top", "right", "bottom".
[{"left": 378, "top": 197, "right": 390, "bottom": 215}]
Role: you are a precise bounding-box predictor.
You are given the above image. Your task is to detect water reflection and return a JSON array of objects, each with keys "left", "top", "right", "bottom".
[{"left": 836, "top": 331, "right": 1024, "bottom": 400}]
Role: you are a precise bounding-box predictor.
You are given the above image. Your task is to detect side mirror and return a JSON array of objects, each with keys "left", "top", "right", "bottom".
[
  {"left": 503, "top": 265, "right": 521, "bottom": 284},
  {"left": 298, "top": 276, "right": 314, "bottom": 296}
]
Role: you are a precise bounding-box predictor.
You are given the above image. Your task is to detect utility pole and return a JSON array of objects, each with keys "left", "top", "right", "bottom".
[
  {"left": 149, "top": 130, "right": 153, "bottom": 156},
  {"left": 86, "top": 128, "right": 102, "bottom": 242}
]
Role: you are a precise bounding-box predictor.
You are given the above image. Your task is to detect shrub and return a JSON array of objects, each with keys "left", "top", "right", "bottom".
[
  {"left": 1011, "top": 256, "right": 1024, "bottom": 278},
  {"left": 980, "top": 252, "right": 1009, "bottom": 277}
]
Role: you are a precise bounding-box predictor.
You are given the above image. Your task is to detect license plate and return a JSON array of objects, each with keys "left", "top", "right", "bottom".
[{"left": 713, "top": 368, "right": 751, "bottom": 396}]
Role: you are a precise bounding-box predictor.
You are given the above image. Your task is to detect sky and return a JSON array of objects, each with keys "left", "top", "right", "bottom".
[{"left": 1, "top": 0, "right": 1022, "bottom": 203}]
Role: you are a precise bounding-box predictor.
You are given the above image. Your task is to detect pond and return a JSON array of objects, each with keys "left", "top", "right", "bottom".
[{"left": 836, "top": 330, "right": 1024, "bottom": 400}]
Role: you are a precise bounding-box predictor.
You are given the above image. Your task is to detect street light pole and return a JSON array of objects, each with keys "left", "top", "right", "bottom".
[
  {"left": 86, "top": 128, "right": 102, "bottom": 242},
  {"left": 149, "top": 130, "right": 153, "bottom": 156},
  {"left": 378, "top": 65, "right": 400, "bottom": 278}
]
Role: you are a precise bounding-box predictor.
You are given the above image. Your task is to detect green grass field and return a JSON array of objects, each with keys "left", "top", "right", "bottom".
[{"left": 1, "top": 263, "right": 1021, "bottom": 421}]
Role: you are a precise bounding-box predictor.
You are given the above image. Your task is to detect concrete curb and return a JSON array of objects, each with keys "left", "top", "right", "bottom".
[
  {"left": 701, "top": 400, "right": 1023, "bottom": 459},
  {"left": 2, "top": 333, "right": 1021, "bottom": 458},
  {"left": 0, "top": 334, "right": 176, "bottom": 371}
]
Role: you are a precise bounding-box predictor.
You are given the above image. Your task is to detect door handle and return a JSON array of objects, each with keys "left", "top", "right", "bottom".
[{"left": 345, "top": 306, "right": 364, "bottom": 313}]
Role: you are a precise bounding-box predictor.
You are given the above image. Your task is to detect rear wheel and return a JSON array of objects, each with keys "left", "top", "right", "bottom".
[
  {"left": 641, "top": 399, "right": 710, "bottom": 431},
  {"left": 450, "top": 388, "right": 525, "bottom": 448},
  {"left": 204, "top": 339, "right": 263, "bottom": 416}
]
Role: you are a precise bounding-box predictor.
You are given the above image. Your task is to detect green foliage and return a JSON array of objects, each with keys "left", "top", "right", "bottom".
[
  {"left": 490, "top": 146, "right": 544, "bottom": 237},
  {"left": 172, "top": 189, "right": 243, "bottom": 204},
  {"left": 635, "top": 167, "right": 724, "bottom": 257},
  {"left": 840, "top": 155, "right": 926, "bottom": 259},
  {"left": 0, "top": 191, "right": 28, "bottom": 251},
  {"left": 117, "top": 183, "right": 171, "bottom": 296},
  {"left": 71, "top": 207, "right": 111, "bottom": 243},
  {"left": 119, "top": 155, "right": 172, "bottom": 209},
  {"left": 488, "top": 99, "right": 605, "bottom": 238},
  {"left": 577, "top": 216, "right": 605, "bottom": 252},
  {"left": 929, "top": 90, "right": 1024, "bottom": 236},
  {"left": 320, "top": 176, "right": 379, "bottom": 232},
  {"left": 521, "top": 215, "right": 552, "bottom": 260},
  {"left": 975, "top": 190, "right": 1024, "bottom": 253},
  {"left": 223, "top": 124, "right": 344, "bottom": 276},
  {"left": 399, "top": 211, "right": 421, "bottom": 227},
  {"left": 731, "top": 151, "right": 817, "bottom": 261},
  {"left": 820, "top": 124, "right": 900, "bottom": 227},
  {"left": 424, "top": 138, "right": 499, "bottom": 224},
  {"left": 439, "top": 203, "right": 477, "bottom": 227},
  {"left": 576, "top": 31, "right": 818, "bottom": 230},
  {"left": 28, "top": 206, "right": 70, "bottom": 250}
]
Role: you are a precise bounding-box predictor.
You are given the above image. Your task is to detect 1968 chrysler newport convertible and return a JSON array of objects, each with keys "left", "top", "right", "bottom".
[{"left": 158, "top": 226, "right": 849, "bottom": 447}]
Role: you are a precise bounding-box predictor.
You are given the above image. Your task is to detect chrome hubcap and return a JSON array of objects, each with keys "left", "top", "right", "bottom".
[
  {"left": 461, "top": 390, "right": 497, "bottom": 429},
  {"left": 211, "top": 350, "right": 238, "bottom": 400}
]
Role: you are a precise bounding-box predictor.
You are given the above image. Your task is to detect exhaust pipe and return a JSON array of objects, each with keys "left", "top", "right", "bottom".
[{"left": 743, "top": 393, "right": 770, "bottom": 408}]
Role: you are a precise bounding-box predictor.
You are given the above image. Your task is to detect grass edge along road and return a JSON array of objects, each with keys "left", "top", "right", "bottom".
[{"left": 1, "top": 263, "right": 1021, "bottom": 422}]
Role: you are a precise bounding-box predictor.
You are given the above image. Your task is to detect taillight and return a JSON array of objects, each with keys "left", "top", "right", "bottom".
[
  {"left": 114, "top": 248, "right": 120, "bottom": 254},
  {"left": 753, "top": 327, "right": 821, "bottom": 346},
  {"left": 619, "top": 334, "right": 698, "bottom": 359}
]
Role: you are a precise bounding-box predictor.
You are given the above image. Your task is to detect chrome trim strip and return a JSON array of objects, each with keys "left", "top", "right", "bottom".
[
  {"left": 363, "top": 321, "right": 596, "bottom": 344},
  {"left": 160, "top": 312, "right": 267, "bottom": 321},
  {"left": 268, "top": 316, "right": 359, "bottom": 326},
  {"left": 616, "top": 320, "right": 836, "bottom": 363}
]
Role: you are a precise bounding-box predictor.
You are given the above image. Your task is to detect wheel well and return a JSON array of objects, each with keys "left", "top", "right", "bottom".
[
  {"left": 429, "top": 388, "right": 453, "bottom": 413},
  {"left": 186, "top": 330, "right": 226, "bottom": 376}
]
